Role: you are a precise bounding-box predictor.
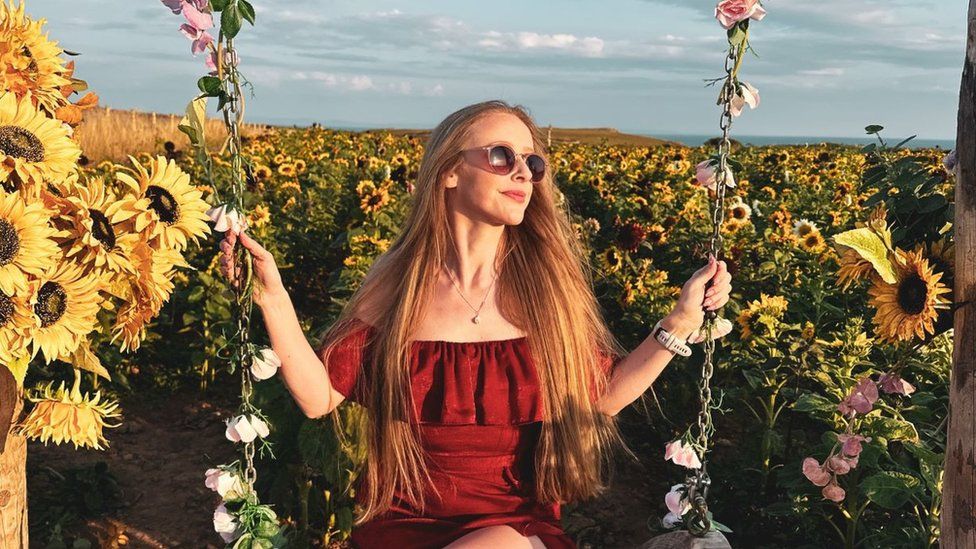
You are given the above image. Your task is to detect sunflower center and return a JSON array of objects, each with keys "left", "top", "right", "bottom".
[
  {"left": 897, "top": 274, "right": 928, "bottom": 315},
  {"left": 805, "top": 234, "right": 820, "bottom": 247},
  {"left": 90, "top": 209, "right": 116, "bottom": 248},
  {"left": 145, "top": 185, "right": 180, "bottom": 225},
  {"left": 35, "top": 281, "right": 67, "bottom": 328},
  {"left": 0, "top": 219, "right": 19, "bottom": 265},
  {"left": 0, "top": 292, "right": 12, "bottom": 327},
  {"left": 0, "top": 126, "right": 45, "bottom": 162}
]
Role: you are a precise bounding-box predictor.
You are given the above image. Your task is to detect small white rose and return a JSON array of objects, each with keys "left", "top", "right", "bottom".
[{"left": 249, "top": 415, "right": 270, "bottom": 439}]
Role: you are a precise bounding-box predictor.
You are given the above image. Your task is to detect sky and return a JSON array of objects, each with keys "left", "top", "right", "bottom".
[{"left": 38, "top": 0, "right": 969, "bottom": 139}]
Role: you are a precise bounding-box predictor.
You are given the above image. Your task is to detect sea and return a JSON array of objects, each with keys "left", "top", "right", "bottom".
[{"left": 650, "top": 133, "right": 956, "bottom": 149}]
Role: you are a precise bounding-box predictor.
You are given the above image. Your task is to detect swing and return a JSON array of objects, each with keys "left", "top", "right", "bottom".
[{"left": 641, "top": 6, "right": 765, "bottom": 548}]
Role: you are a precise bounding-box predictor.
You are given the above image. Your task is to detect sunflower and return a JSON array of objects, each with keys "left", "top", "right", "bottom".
[
  {"left": 0, "top": 91, "right": 80, "bottom": 195},
  {"left": 14, "top": 369, "right": 121, "bottom": 450},
  {"left": 792, "top": 218, "right": 818, "bottom": 238},
  {"left": 113, "top": 155, "right": 211, "bottom": 251},
  {"left": 835, "top": 247, "right": 875, "bottom": 291},
  {"left": 277, "top": 162, "right": 295, "bottom": 177},
  {"left": 0, "top": 0, "right": 72, "bottom": 115},
  {"left": 867, "top": 247, "right": 951, "bottom": 343},
  {"left": 25, "top": 259, "right": 103, "bottom": 364},
  {"left": 598, "top": 247, "right": 624, "bottom": 274},
  {"left": 49, "top": 174, "right": 140, "bottom": 277},
  {"left": 253, "top": 164, "right": 272, "bottom": 180},
  {"left": 737, "top": 293, "right": 788, "bottom": 340},
  {"left": 0, "top": 188, "right": 59, "bottom": 296},
  {"left": 914, "top": 238, "right": 954, "bottom": 279},
  {"left": 355, "top": 179, "right": 391, "bottom": 215},
  {"left": 798, "top": 230, "right": 826, "bottom": 253},
  {"left": 0, "top": 285, "right": 36, "bottom": 365},
  {"left": 108, "top": 241, "right": 187, "bottom": 352},
  {"left": 726, "top": 195, "right": 752, "bottom": 229}
]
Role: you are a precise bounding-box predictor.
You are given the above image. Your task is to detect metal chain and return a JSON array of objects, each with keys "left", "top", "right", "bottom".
[
  {"left": 685, "top": 43, "right": 739, "bottom": 538},
  {"left": 222, "top": 36, "right": 259, "bottom": 488}
]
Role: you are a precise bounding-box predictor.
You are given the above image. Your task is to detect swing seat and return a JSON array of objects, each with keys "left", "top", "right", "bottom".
[{"left": 639, "top": 530, "right": 732, "bottom": 549}]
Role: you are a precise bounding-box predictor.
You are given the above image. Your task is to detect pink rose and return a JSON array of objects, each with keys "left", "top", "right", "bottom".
[
  {"left": 878, "top": 373, "right": 915, "bottom": 396},
  {"left": 822, "top": 481, "right": 846, "bottom": 503},
  {"left": 665, "top": 440, "right": 703, "bottom": 469},
  {"left": 715, "top": 0, "right": 767, "bottom": 30},
  {"left": 802, "top": 457, "right": 831, "bottom": 487}
]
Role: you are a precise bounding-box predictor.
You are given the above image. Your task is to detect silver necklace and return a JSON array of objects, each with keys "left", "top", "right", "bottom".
[{"left": 444, "top": 231, "right": 516, "bottom": 324}]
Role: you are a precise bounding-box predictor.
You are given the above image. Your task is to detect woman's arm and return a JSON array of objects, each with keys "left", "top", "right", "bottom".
[
  {"left": 259, "top": 292, "right": 347, "bottom": 418},
  {"left": 595, "top": 312, "right": 699, "bottom": 416}
]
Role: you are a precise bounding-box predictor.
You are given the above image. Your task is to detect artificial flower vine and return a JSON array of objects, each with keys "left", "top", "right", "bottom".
[
  {"left": 160, "top": 1, "right": 286, "bottom": 546},
  {"left": 658, "top": 0, "right": 765, "bottom": 537}
]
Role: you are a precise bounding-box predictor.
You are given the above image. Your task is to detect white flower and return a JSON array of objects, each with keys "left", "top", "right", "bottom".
[
  {"left": 664, "top": 439, "right": 703, "bottom": 469},
  {"left": 695, "top": 160, "right": 736, "bottom": 191},
  {"left": 213, "top": 503, "right": 241, "bottom": 543},
  {"left": 204, "top": 467, "right": 247, "bottom": 498},
  {"left": 792, "top": 218, "right": 819, "bottom": 237},
  {"left": 225, "top": 414, "right": 270, "bottom": 443},
  {"left": 728, "top": 81, "right": 760, "bottom": 117},
  {"left": 250, "top": 347, "right": 281, "bottom": 381},
  {"left": 206, "top": 203, "right": 248, "bottom": 233},
  {"left": 687, "top": 316, "right": 734, "bottom": 344},
  {"left": 662, "top": 511, "right": 683, "bottom": 529}
]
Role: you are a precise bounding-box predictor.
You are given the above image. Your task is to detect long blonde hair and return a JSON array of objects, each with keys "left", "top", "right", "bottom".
[{"left": 317, "top": 99, "right": 629, "bottom": 524}]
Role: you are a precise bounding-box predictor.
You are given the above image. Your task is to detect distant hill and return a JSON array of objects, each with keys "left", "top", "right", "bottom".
[{"left": 366, "top": 126, "right": 681, "bottom": 148}]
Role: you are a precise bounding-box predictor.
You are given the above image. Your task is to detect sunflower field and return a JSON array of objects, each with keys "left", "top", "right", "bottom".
[{"left": 78, "top": 121, "right": 947, "bottom": 548}]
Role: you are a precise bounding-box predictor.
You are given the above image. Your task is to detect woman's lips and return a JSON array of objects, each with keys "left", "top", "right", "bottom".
[{"left": 502, "top": 191, "right": 526, "bottom": 203}]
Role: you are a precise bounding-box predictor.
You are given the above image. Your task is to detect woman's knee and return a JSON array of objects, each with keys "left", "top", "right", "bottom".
[{"left": 442, "top": 526, "right": 542, "bottom": 548}]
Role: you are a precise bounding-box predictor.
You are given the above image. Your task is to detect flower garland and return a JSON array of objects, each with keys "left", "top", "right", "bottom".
[
  {"left": 160, "top": 1, "right": 285, "bottom": 546},
  {"left": 658, "top": 0, "right": 766, "bottom": 537}
]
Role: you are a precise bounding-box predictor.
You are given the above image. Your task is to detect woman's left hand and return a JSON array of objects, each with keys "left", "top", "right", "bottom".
[{"left": 666, "top": 254, "right": 732, "bottom": 338}]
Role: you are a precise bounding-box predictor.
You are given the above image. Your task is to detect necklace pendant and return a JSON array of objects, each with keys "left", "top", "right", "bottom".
[{"left": 472, "top": 314, "right": 480, "bottom": 324}]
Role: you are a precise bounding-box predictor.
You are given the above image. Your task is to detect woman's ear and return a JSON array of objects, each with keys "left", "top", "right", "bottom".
[{"left": 441, "top": 165, "right": 459, "bottom": 189}]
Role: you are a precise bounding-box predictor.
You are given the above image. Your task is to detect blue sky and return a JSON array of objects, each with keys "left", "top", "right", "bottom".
[{"left": 39, "top": 0, "right": 968, "bottom": 139}]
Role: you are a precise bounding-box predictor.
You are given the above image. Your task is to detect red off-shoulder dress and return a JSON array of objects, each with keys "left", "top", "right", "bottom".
[{"left": 324, "top": 318, "right": 620, "bottom": 549}]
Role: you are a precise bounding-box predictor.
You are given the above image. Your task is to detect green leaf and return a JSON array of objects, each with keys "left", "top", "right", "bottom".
[
  {"left": 832, "top": 228, "right": 897, "bottom": 284},
  {"left": 177, "top": 95, "right": 208, "bottom": 147},
  {"left": 197, "top": 76, "right": 222, "bottom": 96},
  {"left": 239, "top": 0, "right": 256, "bottom": 24},
  {"left": 210, "top": 0, "right": 231, "bottom": 10},
  {"left": 865, "top": 124, "right": 884, "bottom": 134},
  {"left": 793, "top": 392, "right": 836, "bottom": 414},
  {"left": 862, "top": 471, "right": 920, "bottom": 509},
  {"left": 222, "top": 4, "right": 243, "bottom": 38}
]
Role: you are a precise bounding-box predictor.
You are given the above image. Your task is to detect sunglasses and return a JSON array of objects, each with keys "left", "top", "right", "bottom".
[{"left": 460, "top": 144, "right": 547, "bottom": 183}]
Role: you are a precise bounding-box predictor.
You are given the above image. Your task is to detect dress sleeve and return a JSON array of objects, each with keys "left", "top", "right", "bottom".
[
  {"left": 320, "top": 325, "right": 371, "bottom": 402},
  {"left": 597, "top": 347, "right": 623, "bottom": 377},
  {"left": 591, "top": 347, "right": 623, "bottom": 404}
]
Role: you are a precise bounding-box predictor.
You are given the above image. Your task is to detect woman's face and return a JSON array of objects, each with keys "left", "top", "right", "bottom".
[{"left": 443, "top": 111, "right": 536, "bottom": 225}]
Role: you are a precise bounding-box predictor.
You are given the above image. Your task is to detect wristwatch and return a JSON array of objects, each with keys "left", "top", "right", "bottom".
[{"left": 652, "top": 319, "right": 693, "bottom": 357}]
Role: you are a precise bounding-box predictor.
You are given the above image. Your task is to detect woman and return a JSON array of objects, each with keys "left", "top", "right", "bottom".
[{"left": 218, "top": 100, "right": 732, "bottom": 548}]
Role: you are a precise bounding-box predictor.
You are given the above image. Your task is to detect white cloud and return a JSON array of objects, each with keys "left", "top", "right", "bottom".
[{"left": 799, "top": 68, "right": 845, "bottom": 76}]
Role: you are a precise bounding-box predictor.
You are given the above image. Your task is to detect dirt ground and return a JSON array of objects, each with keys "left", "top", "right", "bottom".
[{"left": 26, "top": 386, "right": 669, "bottom": 549}]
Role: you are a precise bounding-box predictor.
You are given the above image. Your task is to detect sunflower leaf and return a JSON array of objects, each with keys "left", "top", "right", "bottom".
[{"left": 832, "top": 228, "right": 897, "bottom": 284}]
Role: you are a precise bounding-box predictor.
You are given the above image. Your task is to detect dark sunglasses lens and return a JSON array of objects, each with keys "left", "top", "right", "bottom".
[
  {"left": 487, "top": 145, "right": 516, "bottom": 172},
  {"left": 526, "top": 154, "right": 546, "bottom": 182}
]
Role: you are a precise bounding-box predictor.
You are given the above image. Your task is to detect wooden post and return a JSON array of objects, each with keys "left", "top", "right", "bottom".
[{"left": 942, "top": 1, "right": 976, "bottom": 547}]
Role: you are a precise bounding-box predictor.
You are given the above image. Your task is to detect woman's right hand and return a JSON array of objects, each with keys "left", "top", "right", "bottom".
[{"left": 219, "top": 228, "right": 288, "bottom": 309}]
